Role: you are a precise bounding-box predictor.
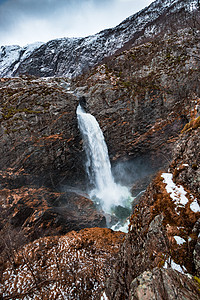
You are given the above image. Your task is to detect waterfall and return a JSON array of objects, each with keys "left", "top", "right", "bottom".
[{"left": 76, "top": 104, "right": 132, "bottom": 214}]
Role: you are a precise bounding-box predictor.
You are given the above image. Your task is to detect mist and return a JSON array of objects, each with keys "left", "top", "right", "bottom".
[{"left": 111, "top": 154, "right": 167, "bottom": 189}]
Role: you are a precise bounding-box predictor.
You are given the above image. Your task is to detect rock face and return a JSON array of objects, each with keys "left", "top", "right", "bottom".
[
  {"left": 73, "top": 27, "right": 200, "bottom": 175},
  {"left": 130, "top": 268, "right": 199, "bottom": 300},
  {"left": 105, "top": 122, "right": 200, "bottom": 299},
  {"left": 0, "top": 186, "right": 106, "bottom": 241},
  {"left": 0, "top": 76, "right": 107, "bottom": 272},
  {"left": 0, "top": 0, "right": 198, "bottom": 78},
  {"left": 0, "top": 76, "right": 83, "bottom": 186}
]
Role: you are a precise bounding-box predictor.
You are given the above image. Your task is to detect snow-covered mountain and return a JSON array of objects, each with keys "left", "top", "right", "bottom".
[{"left": 0, "top": 0, "right": 198, "bottom": 78}]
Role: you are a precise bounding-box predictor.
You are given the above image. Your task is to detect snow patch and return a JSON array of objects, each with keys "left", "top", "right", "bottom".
[
  {"left": 163, "top": 257, "right": 186, "bottom": 274},
  {"left": 101, "top": 292, "right": 109, "bottom": 300},
  {"left": 174, "top": 236, "right": 186, "bottom": 245},
  {"left": 171, "top": 259, "right": 186, "bottom": 274},
  {"left": 0, "top": 42, "right": 43, "bottom": 77},
  {"left": 190, "top": 199, "right": 200, "bottom": 213},
  {"left": 161, "top": 173, "right": 189, "bottom": 208}
]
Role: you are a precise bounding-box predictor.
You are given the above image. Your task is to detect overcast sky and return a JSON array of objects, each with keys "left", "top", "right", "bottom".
[{"left": 0, "top": 0, "right": 153, "bottom": 46}]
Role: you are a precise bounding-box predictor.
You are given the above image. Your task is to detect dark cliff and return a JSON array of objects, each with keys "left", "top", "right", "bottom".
[
  {"left": 73, "top": 27, "right": 200, "bottom": 172},
  {"left": 0, "top": 76, "right": 82, "bottom": 186},
  {"left": 105, "top": 119, "right": 200, "bottom": 299}
]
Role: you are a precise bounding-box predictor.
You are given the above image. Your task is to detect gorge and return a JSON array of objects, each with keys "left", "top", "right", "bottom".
[{"left": 0, "top": 0, "right": 200, "bottom": 299}]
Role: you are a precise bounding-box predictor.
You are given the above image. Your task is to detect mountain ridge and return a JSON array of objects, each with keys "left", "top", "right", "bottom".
[{"left": 0, "top": 0, "right": 198, "bottom": 78}]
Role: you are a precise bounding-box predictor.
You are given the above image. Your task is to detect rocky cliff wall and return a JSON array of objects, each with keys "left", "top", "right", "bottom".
[
  {"left": 0, "top": 27, "right": 199, "bottom": 255},
  {"left": 73, "top": 29, "right": 200, "bottom": 171},
  {"left": 0, "top": 76, "right": 107, "bottom": 266},
  {"left": 0, "top": 76, "right": 82, "bottom": 187},
  {"left": 104, "top": 120, "right": 200, "bottom": 299}
]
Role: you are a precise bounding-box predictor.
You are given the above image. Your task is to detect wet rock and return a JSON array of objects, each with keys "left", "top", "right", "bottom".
[{"left": 79, "top": 95, "right": 87, "bottom": 111}]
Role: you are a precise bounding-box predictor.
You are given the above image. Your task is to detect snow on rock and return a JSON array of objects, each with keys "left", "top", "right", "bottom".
[
  {"left": 0, "top": 42, "right": 43, "bottom": 77},
  {"left": 163, "top": 257, "right": 187, "bottom": 274},
  {"left": 101, "top": 291, "right": 109, "bottom": 300},
  {"left": 161, "top": 173, "right": 189, "bottom": 207},
  {"left": 161, "top": 172, "right": 200, "bottom": 215},
  {"left": 174, "top": 236, "right": 186, "bottom": 245},
  {"left": 190, "top": 198, "right": 200, "bottom": 212},
  {"left": 0, "top": 0, "right": 197, "bottom": 78},
  {"left": 0, "top": 45, "right": 21, "bottom": 77},
  {"left": 170, "top": 259, "right": 186, "bottom": 274}
]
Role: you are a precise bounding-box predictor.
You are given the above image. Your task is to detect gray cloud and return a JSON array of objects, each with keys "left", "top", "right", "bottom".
[{"left": 0, "top": 0, "right": 153, "bottom": 46}]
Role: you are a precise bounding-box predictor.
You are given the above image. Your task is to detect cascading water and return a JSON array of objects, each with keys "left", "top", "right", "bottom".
[{"left": 76, "top": 104, "right": 132, "bottom": 218}]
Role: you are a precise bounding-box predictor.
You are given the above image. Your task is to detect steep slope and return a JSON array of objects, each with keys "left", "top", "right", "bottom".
[
  {"left": 0, "top": 0, "right": 199, "bottom": 78},
  {"left": 104, "top": 117, "right": 200, "bottom": 299}
]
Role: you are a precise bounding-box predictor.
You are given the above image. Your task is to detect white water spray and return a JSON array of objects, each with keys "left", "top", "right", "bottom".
[{"left": 76, "top": 104, "right": 132, "bottom": 214}]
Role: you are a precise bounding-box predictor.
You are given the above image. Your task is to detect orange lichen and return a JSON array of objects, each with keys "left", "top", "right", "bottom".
[
  {"left": 181, "top": 116, "right": 200, "bottom": 133},
  {"left": 0, "top": 228, "right": 125, "bottom": 299}
]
